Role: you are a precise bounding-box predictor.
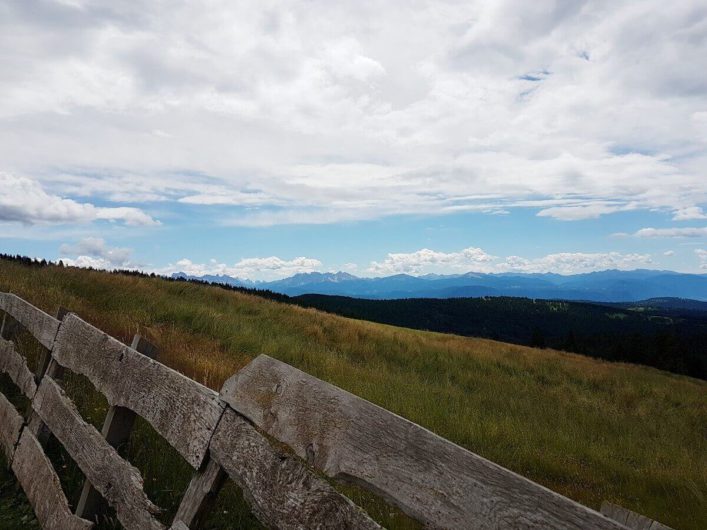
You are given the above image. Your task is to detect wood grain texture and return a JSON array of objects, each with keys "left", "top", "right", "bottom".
[
  {"left": 77, "top": 333, "right": 160, "bottom": 521},
  {"left": 0, "top": 338, "right": 37, "bottom": 398},
  {"left": 0, "top": 391, "right": 23, "bottom": 461},
  {"left": 601, "top": 502, "right": 673, "bottom": 530},
  {"left": 210, "top": 408, "right": 381, "bottom": 530},
  {"left": 0, "top": 292, "right": 60, "bottom": 349},
  {"left": 51, "top": 314, "right": 225, "bottom": 468},
  {"left": 11, "top": 429, "right": 94, "bottom": 530},
  {"left": 222, "top": 355, "right": 628, "bottom": 530},
  {"left": 32, "top": 376, "right": 165, "bottom": 530},
  {"left": 173, "top": 456, "right": 226, "bottom": 528}
]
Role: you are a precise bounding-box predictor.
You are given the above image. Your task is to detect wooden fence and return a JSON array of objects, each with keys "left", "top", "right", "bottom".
[{"left": 0, "top": 292, "right": 673, "bottom": 530}]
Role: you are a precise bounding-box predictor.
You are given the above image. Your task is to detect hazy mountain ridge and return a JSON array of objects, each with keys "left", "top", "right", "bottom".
[{"left": 172, "top": 269, "right": 707, "bottom": 302}]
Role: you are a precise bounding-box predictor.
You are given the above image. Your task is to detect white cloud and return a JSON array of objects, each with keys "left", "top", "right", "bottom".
[
  {"left": 162, "top": 256, "right": 323, "bottom": 281},
  {"left": 1, "top": 1, "right": 706, "bottom": 225},
  {"left": 59, "top": 237, "right": 134, "bottom": 268},
  {"left": 496, "top": 252, "right": 653, "bottom": 275},
  {"left": 696, "top": 249, "right": 707, "bottom": 269},
  {"left": 368, "top": 247, "right": 495, "bottom": 275},
  {"left": 664, "top": 250, "right": 675, "bottom": 256},
  {"left": 367, "top": 247, "right": 653, "bottom": 276},
  {"left": 537, "top": 203, "right": 631, "bottom": 221},
  {"left": 0, "top": 172, "right": 158, "bottom": 226},
  {"left": 673, "top": 206, "right": 707, "bottom": 221},
  {"left": 632, "top": 227, "right": 707, "bottom": 238}
]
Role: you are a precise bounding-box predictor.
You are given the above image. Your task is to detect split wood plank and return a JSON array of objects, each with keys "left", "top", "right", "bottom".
[
  {"left": 51, "top": 314, "right": 224, "bottom": 469},
  {"left": 173, "top": 456, "right": 226, "bottom": 529},
  {"left": 0, "top": 292, "right": 60, "bottom": 349},
  {"left": 11, "top": 429, "right": 94, "bottom": 530},
  {"left": 32, "top": 376, "right": 164, "bottom": 530},
  {"left": 0, "top": 391, "right": 23, "bottom": 461},
  {"left": 209, "top": 408, "right": 381, "bottom": 530},
  {"left": 0, "top": 337, "right": 37, "bottom": 398},
  {"left": 601, "top": 502, "right": 673, "bottom": 530},
  {"left": 222, "top": 355, "right": 628, "bottom": 530}
]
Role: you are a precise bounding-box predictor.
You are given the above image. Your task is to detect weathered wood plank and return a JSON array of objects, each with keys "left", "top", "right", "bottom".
[
  {"left": 0, "top": 338, "right": 37, "bottom": 398},
  {"left": 0, "top": 391, "right": 23, "bottom": 461},
  {"left": 210, "top": 408, "right": 381, "bottom": 530},
  {"left": 24, "top": 307, "right": 70, "bottom": 448},
  {"left": 173, "top": 456, "right": 226, "bottom": 529},
  {"left": 35, "top": 306, "right": 72, "bottom": 381},
  {"left": 32, "top": 376, "right": 165, "bottom": 530},
  {"left": 0, "top": 292, "right": 60, "bottom": 349},
  {"left": 52, "top": 314, "right": 224, "bottom": 468},
  {"left": 601, "top": 502, "right": 673, "bottom": 530},
  {"left": 77, "top": 334, "right": 160, "bottom": 521},
  {"left": 222, "top": 355, "right": 627, "bottom": 530},
  {"left": 11, "top": 429, "right": 94, "bottom": 530}
]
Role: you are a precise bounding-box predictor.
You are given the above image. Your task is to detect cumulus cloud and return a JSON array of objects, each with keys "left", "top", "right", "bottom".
[
  {"left": 59, "top": 237, "right": 135, "bottom": 269},
  {"left": 164, "top": 256, "right": 323, "bottom": 281},
  {"left": 368, "top": 247, "right": 496, "bottom": 275},
  {"left": 632, "top": 227, "right": 707, "bottom": 238},
  {"left": 0, "top": 172, "right": 158, "bottom": 226},
  {"left": 367, "top": 247, "right": 653, "bottom": 276},
  {"left": 673, "top": 207, "right": 707, "bottom": 221},
  {"left": 496, "top": 252, "right": 653, "bottom": 275},
  {"left": 1, "top": 1, "right": 706, "bottom": 225}
]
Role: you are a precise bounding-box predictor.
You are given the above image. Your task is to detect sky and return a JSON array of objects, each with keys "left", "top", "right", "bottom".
[{"left": 1, "top": 0, "right": 706, "bottom": 280}]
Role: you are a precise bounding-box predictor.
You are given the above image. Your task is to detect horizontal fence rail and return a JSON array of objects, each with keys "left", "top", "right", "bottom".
[{"left": 0, "top": 291, "right": 674, "bottom": 530}]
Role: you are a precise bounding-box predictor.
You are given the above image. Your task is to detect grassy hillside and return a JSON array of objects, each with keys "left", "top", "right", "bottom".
[
  {"left": 0, "top": 259, "right": 705, "bottom": 529},
  {"left": 292, "top": 294, "right": 707, "bottom": 379}
]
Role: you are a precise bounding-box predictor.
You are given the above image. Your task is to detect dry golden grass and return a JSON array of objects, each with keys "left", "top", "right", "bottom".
[{"left": 0, "top": 261, "right": 705, "bottom": 529}]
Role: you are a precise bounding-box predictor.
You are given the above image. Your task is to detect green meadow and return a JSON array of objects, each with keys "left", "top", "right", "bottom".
[{"left": 0, "top": 259, "right": 705, "bottom": 529}]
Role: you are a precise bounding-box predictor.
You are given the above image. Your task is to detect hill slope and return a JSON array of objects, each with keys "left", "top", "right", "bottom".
[
  {"left": 291, "top": 294, "right": 707, "bottom": 379},
  {"left": 0, "top": 259, "right": 705, "bottom": 529}
]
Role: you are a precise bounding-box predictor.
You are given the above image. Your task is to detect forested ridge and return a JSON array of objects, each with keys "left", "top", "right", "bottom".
[{"left": 292, "top": 294, "right": 707, "bottom": 379}]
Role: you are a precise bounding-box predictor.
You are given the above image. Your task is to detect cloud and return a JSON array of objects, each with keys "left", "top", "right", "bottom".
[
  {"left": 368, "top": 247, "right": 496, "bottom": 275},
  {"left": 58, "top": 243, "right": 664, "bottom": 279},
  {"left": 664, "top": 250, "right": 675, "bottom": 256},
  {"left": 163, "top": 256, "right": 323, "bottom": 281},
  {"left": 696, "top": 249, "right": 707, "bottom": 269},
  {"left": 1, "top": 1, "right": 706, "bottom": 225},
  {"left": 367, "top": 247, "right": 652, "bottom": 276},
  {"left": 59, "top": 237, "right": 134, "bottom": 268},
  {"left": 631, "top": 227, "right": 707, "bottom": 238},
  {"left": 497, "top": 252, "right": 653, "bottom": 275},
  {"left": 537, "top": 203, "right": 631, "bottom": 221},
  {"left": 673, "top": 206, "right": 707, "bottom": 221},
  {"left": 0, "top": 172, "right": 158, "bottom": 226}
]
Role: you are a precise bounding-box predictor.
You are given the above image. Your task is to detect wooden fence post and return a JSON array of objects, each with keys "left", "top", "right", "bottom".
[
  {"left": 75, "top": 334, "right": 158, "bottom": 523},
  {"left": 0, "top": 312, "right": 20, "bottom": 341},
  {"left": 173, "top": 456, "right": 227, "bottom": 529}
]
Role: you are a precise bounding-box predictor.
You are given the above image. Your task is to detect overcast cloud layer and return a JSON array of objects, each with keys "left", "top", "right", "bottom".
[
  {"left": 1, "top": 1, "right": 706, "bottom": 277},
  {"left": 2, "top": 0, "right": 706, "bottom": 221}
]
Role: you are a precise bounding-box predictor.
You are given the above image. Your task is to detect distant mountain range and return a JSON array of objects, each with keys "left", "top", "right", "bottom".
[{"left": 172, "top": 269, "right": 707, "bottom": 302}]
